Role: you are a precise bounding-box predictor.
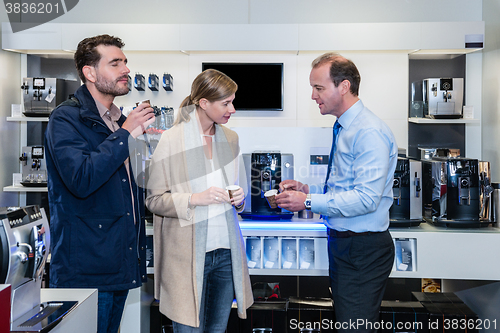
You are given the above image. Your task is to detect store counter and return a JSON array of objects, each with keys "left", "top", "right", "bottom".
[{"left": 238, "top": 214, "right": 500, "bottom": 280}]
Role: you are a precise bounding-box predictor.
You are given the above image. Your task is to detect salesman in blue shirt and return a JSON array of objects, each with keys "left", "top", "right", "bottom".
[{"left": 276, "top": 52, "right": 397, "bottom": 332}]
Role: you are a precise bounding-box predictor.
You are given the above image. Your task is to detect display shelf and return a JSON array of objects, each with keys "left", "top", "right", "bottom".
[
  {"left": 249, "top": 268, "right": 328, "bottom": 276},
  {"left": 408, "top": 117, "right": 479, "bottom": 124},
  {"left": 3, "top": 185, "right": 47, "bottom": 192},
  {"left": 7, "top": 116, "right": 49, "bottom": 122},
  {"left": 241, "top": 219, "right": 500, "bottom": 280}
]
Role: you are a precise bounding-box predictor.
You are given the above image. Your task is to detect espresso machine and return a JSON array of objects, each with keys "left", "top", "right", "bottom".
[
  {"left": 239, "top": 151, "right": 294, "bottom": 220},
  {"left": 389, "top": 157, "right": 423, "bottom": 227},
  {"left": 411, "top": 78, "right": 464, "bottom": 119},
  {"left": 422, "top": 157, "right": 490, "bottom": 227},
  {"left": 0, "top": 205, "right": 80, "bottom": 332},
  {"left": 19, "top": 146, "right": 47, "bottom": 187},
  {"left": 21, "top": 77, "right": 79, "bottom": 117}
]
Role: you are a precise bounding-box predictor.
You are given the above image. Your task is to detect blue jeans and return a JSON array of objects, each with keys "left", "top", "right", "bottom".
[
  {"left": 173, "top": 248, "right": 235, "bottom": 333},
  {"left": 328, "top": 230, "right": 394, "bottom": 333},
  {"left": 97, "top": 290, "right": 129, "bottom": 333}
]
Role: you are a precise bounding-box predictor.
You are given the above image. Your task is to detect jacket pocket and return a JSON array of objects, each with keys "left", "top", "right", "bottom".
[{"left": 74, "top": 214, "right": 125, "bottom": 275}]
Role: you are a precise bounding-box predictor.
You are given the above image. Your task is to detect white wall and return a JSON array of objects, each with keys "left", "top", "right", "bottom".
[
  {"left": 0, "top": 0, "right": 482, "bottom": 25},
  {"left": 0, "top": 44, "right": 21, "bottom": 206},
  {"left": 482, "top": 0, "right": 500, "bottom": 182},
  {"left": 111, "top": 50, "right": 409, "bottom": 150}
]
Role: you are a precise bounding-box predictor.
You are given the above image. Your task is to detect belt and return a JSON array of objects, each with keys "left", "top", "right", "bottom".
[{"left": 327, "top": 228, "right": 384, "bottom": 238}]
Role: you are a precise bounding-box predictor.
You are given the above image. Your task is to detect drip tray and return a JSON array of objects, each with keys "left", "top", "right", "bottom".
[{"left": 11, "top": 301, "right": 78, "bottom": 333}]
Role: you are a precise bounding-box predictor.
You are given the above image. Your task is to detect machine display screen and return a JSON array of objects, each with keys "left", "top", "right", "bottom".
[
  {"left": 33, "top": 78, "right": 45, "bottom": 89},
  {"left": 32, "top": 146, "right": 44, "bottom": 158}
]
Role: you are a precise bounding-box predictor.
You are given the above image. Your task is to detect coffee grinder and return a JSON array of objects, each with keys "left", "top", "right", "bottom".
[
  {"left": 389, "top": 157, "right": 423, "bottom": 227},
  {"left": 239, "top": 151, "right": 293, "bottom": 220}
]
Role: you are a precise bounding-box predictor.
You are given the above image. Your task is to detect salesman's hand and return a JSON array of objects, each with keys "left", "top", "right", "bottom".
[
  {"left": 122, "top": 102, "right": 155, "bottom": 139},
  {"left": 275, "top": 190, "right": 307, "bottom": 212},
  {"left": 279, "top": 179, "right": 309, "bottom": 194}
]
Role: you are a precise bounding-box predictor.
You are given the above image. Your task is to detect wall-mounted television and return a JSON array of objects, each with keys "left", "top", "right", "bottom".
[{"left": 201, "top": 62, "right": 284, "bottom": 111}]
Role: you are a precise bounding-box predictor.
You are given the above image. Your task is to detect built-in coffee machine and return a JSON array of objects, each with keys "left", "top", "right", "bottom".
[
  {"left": 422, "top": 157, "right": 491, "bottom": 227},
  {"left": 239, "top": 151, "right": 294, "bottom": 220},
  {"left": 21, "top": 77, "right": 79, "bottom": 117},
  {"left": 19, "top": 146, "right": 47, "bottom": 187},
  {"left": 411, "top": 78, "right": 464, "bottom": 119},
  {"left": 389, "top": 157, "right": 423, "bottom": 227}
]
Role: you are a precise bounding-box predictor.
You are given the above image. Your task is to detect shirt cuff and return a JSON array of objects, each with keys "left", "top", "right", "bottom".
[
  {"left": 186, "top": 194, "right": 194, "bottom": 221},
  {"left": 310, "top": 193, "right": 328, "bottom": 215}
]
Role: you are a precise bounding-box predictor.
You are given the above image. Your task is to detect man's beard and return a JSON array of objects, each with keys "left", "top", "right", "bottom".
[{"left": 94, "top": 74, "right": 129, "bottom": 97}]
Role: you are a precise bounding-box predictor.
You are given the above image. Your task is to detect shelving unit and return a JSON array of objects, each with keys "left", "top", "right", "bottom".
[
  {"left": 7, "top": 116, "right": 49, "bottom": 122},
  {"left": 408, "top": 117, "right": 479, "bottom": 124},
  {"left": 5, "top": 114, "right": 50, "bottom": 205},
  {"left": 3, "top": 185, "right": 47, "bottom": 192}
]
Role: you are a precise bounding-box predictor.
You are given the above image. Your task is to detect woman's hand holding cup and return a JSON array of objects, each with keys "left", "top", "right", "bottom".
[{"left": 226, "top": 185, "right": 244, "bottom": 207}]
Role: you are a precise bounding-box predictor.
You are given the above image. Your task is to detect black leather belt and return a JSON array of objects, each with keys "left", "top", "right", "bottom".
[{"left": 327, "top": 228, "right": 384, "bottom": 238}]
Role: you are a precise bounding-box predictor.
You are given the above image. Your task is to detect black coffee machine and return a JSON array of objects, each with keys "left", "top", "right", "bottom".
[
  {"left": 389, "top": 157, "right": 423, "bottom": 227},
  {"left": 239, "top": 151, "right": 294, "bottom": 220},
  {"left": 422, "top": 157, "right": 489, "bottom": 227}
]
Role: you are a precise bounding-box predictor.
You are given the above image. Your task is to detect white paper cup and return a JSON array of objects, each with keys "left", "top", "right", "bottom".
[
  {"left": 135, "top": 99, "right": 150, "bottom": 107},
  {"left": 264, "top": 189, "right": 278, "bottom": 209},
  {"left": 226, "top": 185, "right": 241, "bottom": 200}
]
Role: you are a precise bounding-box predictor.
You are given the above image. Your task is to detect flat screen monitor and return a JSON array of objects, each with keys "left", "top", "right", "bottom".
[{"left": 201, "top": 62, "right": 284, "bottom": 111}]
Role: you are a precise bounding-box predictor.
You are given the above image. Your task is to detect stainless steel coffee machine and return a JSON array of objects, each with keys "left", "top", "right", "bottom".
[
  {"left": 389, "top": 157, "right": 423, "bottom": 227},
  {"left": 239, "top": 151, "right": 294, "bottom": 220},
  {"left": 21, "top": 77, "right": 79, "bottom": 117},
  {"left": 411, "top": 78, "right": 464, "bottom": 119},
  {"left": 422, "top": 157, "right": 491, "bottom": 227},
  {"left": 0, "top": 206, "right": 79, "bottom": 332},
  {"left": 19, "top": 146, "right": 47, "bottom": 187}
]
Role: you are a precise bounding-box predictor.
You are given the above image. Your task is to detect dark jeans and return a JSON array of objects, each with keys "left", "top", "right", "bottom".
[
  {"left": 97, "top": 289, "right": 129, "bottom": 333},
  {"left": 173, "top": 248, "right": 234, "bottom": 333},
  {"left": 328, "top": 230, "right": 394, "bottom": 333}
]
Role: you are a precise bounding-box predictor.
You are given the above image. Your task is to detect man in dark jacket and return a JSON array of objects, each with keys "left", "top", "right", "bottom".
[{"left": 45, "top": 35, "right": 154, "bottom": 333}]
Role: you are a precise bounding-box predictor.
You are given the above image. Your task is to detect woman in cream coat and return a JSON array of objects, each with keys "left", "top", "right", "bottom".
[{"left": 146, "top": 69, "right": 253, "bottom": 333}]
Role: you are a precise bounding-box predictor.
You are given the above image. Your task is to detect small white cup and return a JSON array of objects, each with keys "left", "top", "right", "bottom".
[
  {"left": 264, "top": 189, "right": 278, "bottom": 209},
  {"left": 226, "top": 185, "right": 241, "bottom": 200}
]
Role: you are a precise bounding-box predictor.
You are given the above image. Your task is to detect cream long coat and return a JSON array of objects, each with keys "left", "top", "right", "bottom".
[{"left": 145, "top": 110, "right": 253, "bottom": 328}]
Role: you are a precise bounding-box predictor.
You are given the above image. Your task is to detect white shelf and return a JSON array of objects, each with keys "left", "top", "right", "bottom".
[
  {"left": 3, "top": 185, "right": 47, "bottom": 192},
  {"left": 7, "top": 116, "right": 49, "bottom": 122},
  {"left": 408, "top": 117, "right": 479, "bottom": 124}
]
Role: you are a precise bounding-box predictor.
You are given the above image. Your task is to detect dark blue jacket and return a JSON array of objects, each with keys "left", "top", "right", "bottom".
[{"left": 45, "top": 85, "right": 147, "bottom": 291}]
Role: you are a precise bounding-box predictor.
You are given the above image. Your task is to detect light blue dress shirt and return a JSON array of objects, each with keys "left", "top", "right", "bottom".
[{"left": 311, "top": 100, "right": 398, "bottom": 232}]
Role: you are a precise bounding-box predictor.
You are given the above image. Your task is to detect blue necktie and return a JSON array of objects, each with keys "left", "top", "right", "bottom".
[{"left": 324, "top": 120, "right": 341, "bottom": 193}]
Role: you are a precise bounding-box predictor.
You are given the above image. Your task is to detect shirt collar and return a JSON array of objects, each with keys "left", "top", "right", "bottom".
[
  {"left": 337, "top": 99, "right": 363, "bottom": 130},
  {"left": 93, "top": 97, "right": 121, "bottom": 122}
]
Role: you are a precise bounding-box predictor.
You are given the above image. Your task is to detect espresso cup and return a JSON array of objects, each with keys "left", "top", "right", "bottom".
[
  {"left": 226, "top": 185, "right": 240, "bottom": 200},
  {"left": 264, "top": 189, "right": 278, "bottom": 209},
  {"left": 135, "top": 99, "right": 150, "bottom": 107}
]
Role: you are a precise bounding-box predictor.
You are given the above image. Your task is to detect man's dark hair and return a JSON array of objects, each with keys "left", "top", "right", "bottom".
[
  {"left": 74, "top": 34, "right": 125, "bottom": 83},
  {"left": 312, "top": 52, "right": 361, "bottom": 96}
]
